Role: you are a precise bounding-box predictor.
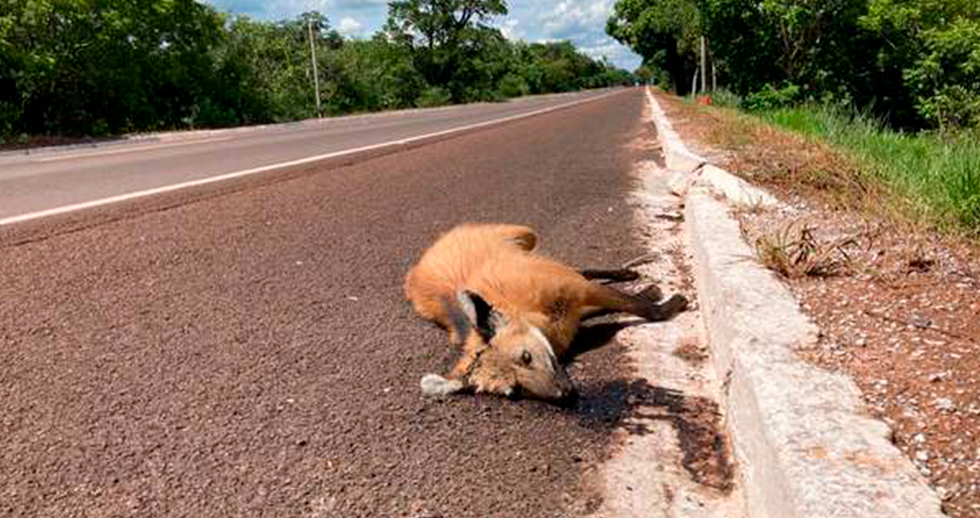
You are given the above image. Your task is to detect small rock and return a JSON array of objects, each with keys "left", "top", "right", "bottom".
[
  {"left": 934, "top": 398, "right": 956, "bottom": 413},
  {"left": 910, "top": 315, "right": 931, "bottom": 329}
]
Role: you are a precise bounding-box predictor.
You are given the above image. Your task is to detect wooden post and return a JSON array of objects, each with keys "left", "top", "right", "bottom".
[
  {"left": 308, "top": 19, "right": 322, "bottom": 118},
  {"left": 713, "top": 60, "right": 718, "bottom": 92},
  {"left": 700, "top": 36, "right": 707, "bottom": 93}
]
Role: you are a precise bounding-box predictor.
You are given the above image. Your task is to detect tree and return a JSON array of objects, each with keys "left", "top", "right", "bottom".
[
  {"left": 861, "top": 0, "right": 980, "bottom": 128},
  {"left": 0, "top": 0, "right": 226, "bottom": 136},
  {"left": 607, "top": 0, "right": 701, "bottom": 94},
  {"left": 384, "top": 0, "right": 508, "bottom": 101},
  {"left": 0, "top": 0, "right": 632, "bottom": 140}
]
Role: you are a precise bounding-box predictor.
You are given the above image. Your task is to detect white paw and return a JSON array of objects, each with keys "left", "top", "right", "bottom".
[{"left": 420, "top": 374, "right": 464, "bottom": 397}]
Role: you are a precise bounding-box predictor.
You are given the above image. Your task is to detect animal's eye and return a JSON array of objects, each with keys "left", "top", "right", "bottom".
[{"left": 520, "top": 350, "right": 532, "bottom": 365}]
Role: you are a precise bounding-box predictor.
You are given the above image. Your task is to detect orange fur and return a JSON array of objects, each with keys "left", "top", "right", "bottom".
[{"left": 405, "top": 223, "right": 686, "bottom": 402}]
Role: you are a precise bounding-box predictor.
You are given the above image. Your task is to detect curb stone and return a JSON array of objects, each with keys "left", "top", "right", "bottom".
[
  {"left": 646, "top": 90, "right": 777, "bottom": 210},
  {"left": 646, "top": 88, "right": 946, "bottom": 518}
]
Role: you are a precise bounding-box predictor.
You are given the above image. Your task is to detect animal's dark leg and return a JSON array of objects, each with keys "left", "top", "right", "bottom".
[
  {"left": 583, "top": 283, "right": 687, "bottom": 322},
  {"left": 579, "top": 307, "right": 617, "bottom": 321},
  {"left": 581, "top": 283, "right": 666, "bottom": 321},
  {"left": 634, "top": 284, "right": 664, "bottom": 303},
  {"left": 579, "top": 268, "right": 641, "bottom": 283}
]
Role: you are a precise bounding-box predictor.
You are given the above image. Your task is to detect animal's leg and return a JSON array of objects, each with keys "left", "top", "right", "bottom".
[
  {"left": 580, "top": 284, "right": 664, "bottom": 320},
  {"left": 582, "top": 282, "right": 687, "bottom": 322},
  {"left": 579, "top": 268, "right": 641, "bottom": 283},
  {"left": 420, "top": 336, "right": 483, "bottom": 397},
  {"left": 421, "top": 374, "right": 465, "bottom": 397},
  {"left": 419, "top": 350, "right": 472, "bottom": 397}
]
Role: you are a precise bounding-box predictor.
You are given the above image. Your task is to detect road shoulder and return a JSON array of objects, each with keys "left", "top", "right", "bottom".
[{"left": 648, "top": 89, "right": 947, "bottom": 518}]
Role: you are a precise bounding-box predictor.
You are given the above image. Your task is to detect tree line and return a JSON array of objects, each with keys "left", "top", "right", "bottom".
[
  {"left": 607, "top": 0, "right": 980, "bottom": 131},
  {"left": 0, "top": 0, "right": 635, "bottom": 140}
]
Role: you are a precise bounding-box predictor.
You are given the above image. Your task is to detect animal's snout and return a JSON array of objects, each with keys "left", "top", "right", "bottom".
[
  {"left": 552, "top": 364, "right": 578, "bottom": 405},
  {"left": 555, "top": 386, "right": 579, "bottom": 407}
]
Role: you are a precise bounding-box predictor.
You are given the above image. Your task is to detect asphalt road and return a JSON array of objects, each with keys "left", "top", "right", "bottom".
[
  {"left": 0, "top": 88, "right": 659, "bottom": 517},
  {"left": 0, "top": 90, "right": 618, "bottom": 224}
]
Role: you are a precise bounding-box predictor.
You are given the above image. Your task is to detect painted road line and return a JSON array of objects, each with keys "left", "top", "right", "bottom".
[
  {"left": 34, "top": 136, "right": 237, "bottom": 163},
  {"left": 0, "top": 89, "right": 625, "bottom": 227}
]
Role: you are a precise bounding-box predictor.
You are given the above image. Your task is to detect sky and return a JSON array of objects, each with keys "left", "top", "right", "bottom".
[{"left": 202, "top": 0, "right": 643, "bottom": 72}]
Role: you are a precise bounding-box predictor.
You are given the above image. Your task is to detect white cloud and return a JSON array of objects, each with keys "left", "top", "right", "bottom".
[
  {"left": 268, "top": 0, "right": 331, "bottom": 17},
  {"left": 539, "top": 0, "right": 613, "bottom": 41},
  {"left": 329, "top": 0, "right": 389, "bottom": 11},
  {"left": 498, "top": 19, "right": 522, "bottom": 40},
  {"left": 338, "top": 16, "right": 364, "bottom": 36},
  {"left": 204, "top": 0, "right": 642, "bottom": 70},
  {"left": 580, "top": 40, "right": 642, "bottom": 70}
]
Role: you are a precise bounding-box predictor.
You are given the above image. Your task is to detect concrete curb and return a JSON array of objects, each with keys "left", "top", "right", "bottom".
[
  {"left": 646, "top": 90, "right": 777, "bottom": 209},
  {"left": 646, "top": 88, "right": 945, "bottom": 518}
]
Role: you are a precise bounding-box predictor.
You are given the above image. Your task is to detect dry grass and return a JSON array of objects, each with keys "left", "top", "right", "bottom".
[
  {"left": 749, "top": 220, "right": 857, "bottom": 279},
  {"left": 658, "top": 95, "right": 913, "bottom": 230},
  {"left": 708, "top": 113, "right": 875, "bottom": 207}
]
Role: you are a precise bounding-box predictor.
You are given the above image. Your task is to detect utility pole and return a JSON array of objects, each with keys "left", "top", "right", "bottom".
[
  {"left": 700, "top": 36, "right": 707, "bottom": 93},
  {"left": 308, "top": 18, "right": 322, "bottom": 118}
]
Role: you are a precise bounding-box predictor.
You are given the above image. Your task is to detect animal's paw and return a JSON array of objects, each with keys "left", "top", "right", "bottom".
[
  {"left": 662, "top": 293, "right": 688, "bottom": 314},
  {"left": 420, "top": 374, "right": 465, "bottom": 397},
  {"left": 635, "top": 284, "right": 663, "bottom": 303}
]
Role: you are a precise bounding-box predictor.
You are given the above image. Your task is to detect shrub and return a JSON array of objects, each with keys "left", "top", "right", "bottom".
[
  {"left": 415, "top": 87, "right": 453, "bottom": 108},
  {"left": 709, "top": 89, "right": 742, "bottom": 108},
  {"left": 743, "top": 83, "right": 802, "bottom": 111},
  {"left": 498, "top": 73, "right": 530, "bottom": 98}
]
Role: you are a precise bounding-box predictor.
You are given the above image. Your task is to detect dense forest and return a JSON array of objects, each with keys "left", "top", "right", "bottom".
[
  {"left": 607, "top": 0, "right": 980, "bottom": 131},
  {"left": 0, "top": 0, "right": 635, "bottom": 140}
]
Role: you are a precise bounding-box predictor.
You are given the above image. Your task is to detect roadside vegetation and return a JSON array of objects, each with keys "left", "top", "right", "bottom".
[
  {"left": 0, "top": 0, "right": 634, "bottom": 143},
  {"left": 644, "top": 5, "right": 980, "bottom": 508},
  {"left": 761, "top": 106, "right": 980, "bottom": 235},
  {"left": 608, "top": 0, "right": 980, "bottom": 236}
]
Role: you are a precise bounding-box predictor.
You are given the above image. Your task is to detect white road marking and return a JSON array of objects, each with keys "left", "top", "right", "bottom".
[
  {"left": 34, "top": 136, "right": 236, "bottom": 163},
  {"left": 0, "top": 90, "right": 624, "bottom": 227}
]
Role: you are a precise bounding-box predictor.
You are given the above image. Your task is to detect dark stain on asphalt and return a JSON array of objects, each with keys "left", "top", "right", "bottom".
[{"left": 627, "top": 382, "right": 736, "bottom": 494}]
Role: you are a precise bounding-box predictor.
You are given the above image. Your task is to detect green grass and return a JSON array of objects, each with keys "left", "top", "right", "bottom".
[{"left": 760, "top": 105, "right": 980, "bottom": 235}]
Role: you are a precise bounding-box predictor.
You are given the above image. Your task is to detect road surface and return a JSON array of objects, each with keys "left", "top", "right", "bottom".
[
  {"left": 0, "top": 88, "right": 672, "bottom": 517},
  {"left": 0, "top": 90, "right": 618, "bottom": 224}
]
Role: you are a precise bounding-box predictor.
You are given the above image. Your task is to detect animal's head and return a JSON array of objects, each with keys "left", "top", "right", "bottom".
[{"left": 423, "top": 290, "right": 577, "bottom": 404}]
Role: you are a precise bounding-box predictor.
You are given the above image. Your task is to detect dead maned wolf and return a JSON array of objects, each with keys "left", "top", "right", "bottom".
[{"left": 404, "top": 223, "right": 687, "bottom": 404}]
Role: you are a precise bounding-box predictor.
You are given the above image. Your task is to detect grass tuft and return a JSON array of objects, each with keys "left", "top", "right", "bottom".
[{"left": 752, "top": 221, "right": 857, "bottom": 279}]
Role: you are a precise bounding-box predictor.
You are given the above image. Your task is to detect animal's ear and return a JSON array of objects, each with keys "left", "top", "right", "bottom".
[{"left": 456, "top": 290, "right": 506, "bottom": 342}]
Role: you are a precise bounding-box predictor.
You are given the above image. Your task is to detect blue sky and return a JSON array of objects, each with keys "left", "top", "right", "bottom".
[{"left": 202, "top": 0, "right": 642, "bottom": 71}]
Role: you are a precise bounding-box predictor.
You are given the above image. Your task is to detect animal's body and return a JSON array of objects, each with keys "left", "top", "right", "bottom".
[{"left": 404, "top": 223, "right": 687, "bottom": 403}]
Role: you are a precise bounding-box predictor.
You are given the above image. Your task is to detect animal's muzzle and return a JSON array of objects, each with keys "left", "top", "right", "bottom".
[{"left": 553, "top": 364, "right": 579, "bottom": 405}]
